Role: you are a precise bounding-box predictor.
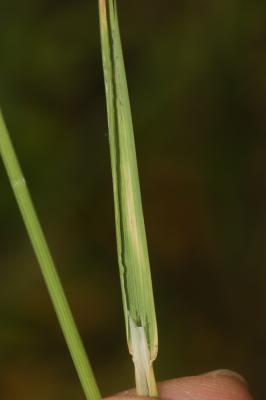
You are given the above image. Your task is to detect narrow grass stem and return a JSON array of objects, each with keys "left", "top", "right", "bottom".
[{"left": 0, "top": 110, "right": 101, "bottom": 400}]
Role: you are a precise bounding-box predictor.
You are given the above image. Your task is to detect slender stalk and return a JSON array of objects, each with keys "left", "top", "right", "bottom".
[
  {"left": 98, "top": 1, "right": 158, "bottom": 396},
  {"left": 0, "top": 110, "right": 101, "bottom": 400}
]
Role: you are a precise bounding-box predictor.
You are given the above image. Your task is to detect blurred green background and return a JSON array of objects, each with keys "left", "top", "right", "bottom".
[{"left": 0, "top": 0, "right": 266, "bottom": 398}]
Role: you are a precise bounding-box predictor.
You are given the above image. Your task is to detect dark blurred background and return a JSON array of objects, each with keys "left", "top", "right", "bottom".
[{"left": 0, "top": 0, "right": 266, "bottom": 398}]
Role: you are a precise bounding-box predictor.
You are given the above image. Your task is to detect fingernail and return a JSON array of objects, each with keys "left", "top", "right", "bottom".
[{"left": 202, "top": 369, "right": 247, "bottom": 386}]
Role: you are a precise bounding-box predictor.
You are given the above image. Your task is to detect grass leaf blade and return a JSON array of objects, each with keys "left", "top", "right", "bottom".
[{"left": 98, "top": 1, "right": 158, "bottom": 395}]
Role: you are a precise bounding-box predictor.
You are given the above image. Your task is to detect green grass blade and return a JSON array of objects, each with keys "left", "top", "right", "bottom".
[
  {"left": 98, "top": 1, "right": 158, "bottom": 396},
  {"left": 0, "top": 110, "right": 101, "bottom": 400}
]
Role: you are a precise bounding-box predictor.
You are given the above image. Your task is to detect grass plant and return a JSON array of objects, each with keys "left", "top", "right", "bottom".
[
  {"left": 98, "top": 0, "right": 158, "bottom": 396},
  {"left": 0, "top": 110, "right": 101, "bottom": 400},
  {"left": 0, "top": 1, "right": 159, "bottom": 397}
]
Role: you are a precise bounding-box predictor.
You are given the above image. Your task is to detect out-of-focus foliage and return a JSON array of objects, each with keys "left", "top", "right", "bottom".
[{"left": 0, "top": 1, "right": 265, "bottom": 399}]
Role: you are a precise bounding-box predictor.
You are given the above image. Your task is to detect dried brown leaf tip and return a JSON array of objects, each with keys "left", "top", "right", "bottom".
[{"left": 99, "top": 0, "right": 107, "bottom": 27}]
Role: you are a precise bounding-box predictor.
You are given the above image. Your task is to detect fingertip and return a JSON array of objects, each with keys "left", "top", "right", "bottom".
[
  {"left": 201, "top": 369, "right": 247, "bottom": 385},
  {"left": 107, "top": 370, "right": 253, "bottom": 400},
  {"left": 157, "top": 372, "right": 253, "bottom": 400}
]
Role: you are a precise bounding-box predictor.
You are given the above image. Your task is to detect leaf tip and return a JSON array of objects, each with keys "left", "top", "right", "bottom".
[{"left": 99, "top": 0, "right": 108, "bottom": 28}]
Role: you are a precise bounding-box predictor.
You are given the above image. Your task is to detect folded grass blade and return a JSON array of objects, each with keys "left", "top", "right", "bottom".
[
  {"left": 0, "top": 110, "right": 101, "bottom": 400},
  {"left": 98, "top": 1, "right": 158, "bottom": 396}
]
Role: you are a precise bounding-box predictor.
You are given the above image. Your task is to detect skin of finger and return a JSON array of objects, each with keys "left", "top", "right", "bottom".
[{"left": 106, "top": 375, "right": 253, "bottom": 400}]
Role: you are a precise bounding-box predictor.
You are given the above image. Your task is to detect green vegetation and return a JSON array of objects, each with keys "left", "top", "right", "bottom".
[
  {"left": 0, "top": 110, "right": 101, "bottom": 400},
  {"left": 98, "top": 0, "right": 158, "bottom": 395},
  {"left": 0, "top": 0, "right": 264, "bottom": 398},
  {"left": 0, "top": 1, "right": 158, "bottom": 397}
]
